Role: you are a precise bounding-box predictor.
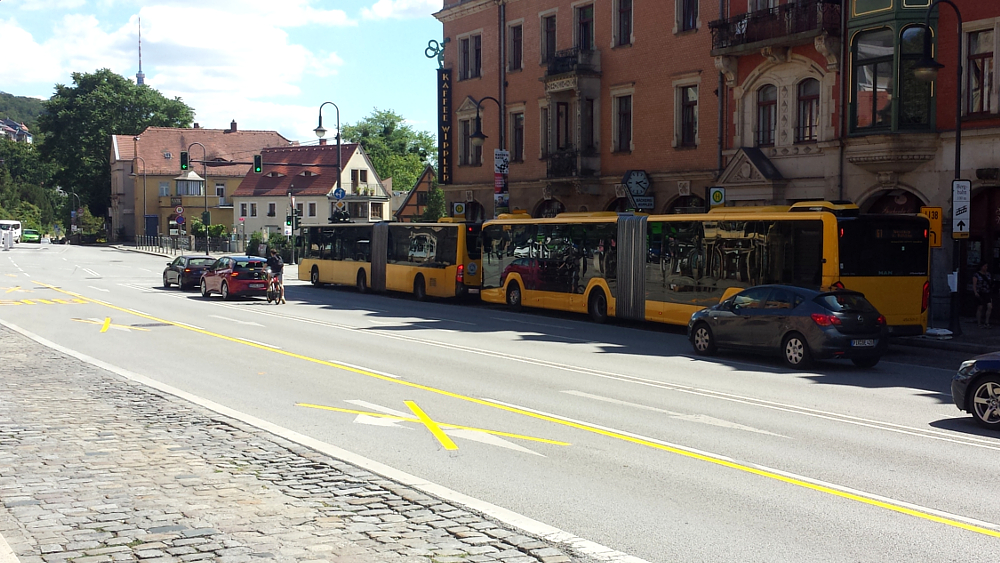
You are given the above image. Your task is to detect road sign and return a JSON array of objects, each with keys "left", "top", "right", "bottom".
[
  {"left": 175, "top": 206, "right": 184, "bottom": 215},
  {"left": 709, "top": 187, "right": 726, "bottom": 208},
  {"left": 333, "top": 187, "right": 346, "bottom": 200},
  {"left": 952, "top": 180, "right": 971, "bottom": 239},
  {"left": 334, "top": 200, "right": 346, "bottom": 211},
  {"left": 920, "top": 206, "right": 942, "bottom": 248},
  {"left": 283, "top": 224, "right": 292, "bottom": 236},
  {"left": 176, "top": 215, "right": 185, "bottom": 224},
  {"left": 633, "top": 196, "right": 655, "bottom": 209}
]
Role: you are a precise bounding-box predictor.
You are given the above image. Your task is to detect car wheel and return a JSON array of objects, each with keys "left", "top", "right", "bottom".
[
  {"left": 851, "top": 356, "right": 881, "bottom": 368},
  {"left": 691, "top": 323, "right": 717, "bottom": 356},
  {"left": 781, "top": 332, "right": 812, "bottom": 369},
  {"left": 310, "top": 266, "right": 324, "bottom": 287},
  {"left": 163, "top": 273, "right": 171, "bottom": 288},
  {"left": 588, "top": 288, "right": 608, "bottom": 324},
  {"left": 221, "top": 281, "right": 231, "bottom": 301},
  {"left": 506, "top": 282, "right": 522, "bottom": 312},
  {"left": 357, "top": 270, "right": 367, "bottom": 293},
  {"left": 970, "top": 375, "right": 1000, "bottom": 429},
  {"left": 200, "top": 279, "right": 210, "bottom": 298},
  {"left": 414, "top": 275, "right": 427, "bottom": 301}
]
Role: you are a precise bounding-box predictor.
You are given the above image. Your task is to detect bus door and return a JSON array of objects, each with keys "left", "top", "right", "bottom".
[{"left": 371, "top": 223, "right": 388, "bottom": 293}]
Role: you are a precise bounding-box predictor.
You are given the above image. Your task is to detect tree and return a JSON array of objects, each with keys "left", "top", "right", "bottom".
[
  {"left": 0, "top": 92, "right": 46, "bottom": 131},
  {"left": 38, "top": 69, "right": 194, "bottom": 220},
  {"left": 418, "top": 184, "right": 447, "bottom": 223},
  {"left": 341, "top": 109, "right": 436, "bottom": 193}
]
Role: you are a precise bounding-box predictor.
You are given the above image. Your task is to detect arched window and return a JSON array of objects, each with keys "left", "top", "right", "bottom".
[
  {"left": 796, "top": 79, "right": 820, "bottom": 142},
  {"left": 756, "top": 85, "right": 777, "bottom": 147},
  {"left": 899, "top": 25, "right": 932, "bottom": 128},
  {"left": 535, "top": 199, "right": 566, "bottom": 218},
  {"left": 853, "top": 28, "right": 894, "bottom": 130}
]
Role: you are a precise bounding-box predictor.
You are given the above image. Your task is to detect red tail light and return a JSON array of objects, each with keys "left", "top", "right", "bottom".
[
  {"left": 231, "top": 272, "right": 239, "bottom": 277},
  {"left": 839, "top": 228, "right": 844, "bottom": 238},
  {"left": 832, "top": 280, "right": 845, "bottom": 289},
  {"left": 924, "top": 229, "right": 928, "bottom": 239},
  {"left": 456, "top": 263, "right": 464, "bottom": 283},
  {"left": 811, "top": 313, "right": 842, "bottom": 327},
  {"left": 876, "top": 315, "right": 886, "bottom": 325},
  {"left": 921, "top": 280, "right": 930, "bottom": 313},
  {"left": 184, "top": 268, "right": 191, "bottom": 273}
]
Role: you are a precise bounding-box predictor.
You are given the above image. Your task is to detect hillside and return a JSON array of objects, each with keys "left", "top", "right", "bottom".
[{"left": 0, "top": 92, "right": 46, "bottom": 130}]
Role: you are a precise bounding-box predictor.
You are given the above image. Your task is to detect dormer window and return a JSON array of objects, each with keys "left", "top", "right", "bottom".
[
  {"left": 265, "top": 171, "right": 286, "bottom": 178},
  {"left": 298, "top": 170, "right": 318, "bottom": 177}
]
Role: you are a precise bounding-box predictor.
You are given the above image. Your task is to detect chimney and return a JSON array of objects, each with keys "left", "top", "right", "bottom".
[
  {"left": 230, "top": 120, "right": 237, "bottom": 133},
  {"left": 193, "top": 123, "right": 200, "bottom": 129},
  {"left": 319, "top": 138, "right": 327, "bottom": 145}
]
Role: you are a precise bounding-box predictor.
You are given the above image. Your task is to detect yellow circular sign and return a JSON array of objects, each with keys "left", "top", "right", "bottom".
[{"left": 712, "top": 190, "right": 724, "bottom": 203}]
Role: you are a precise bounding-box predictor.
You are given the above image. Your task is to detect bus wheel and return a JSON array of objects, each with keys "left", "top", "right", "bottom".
[
  {"left": 781, "top": 332, "right": 812, "bottom": 369},
  {"left": 506, "top": 282, "right": 522, "bottom": 312},
  {"left": 691, "top": 323, "right": 716, "bottom": 355},
  {"left": 310, "top": 266, "right": 324, "bottom": 287},
  {"left": 588, "top": 288, "right": 608, "bottom": 324},
  {"left": 413, "top": 275, "right": 427, "bottom": 301},
  {"left": 356, "top": 270, "right": 367, "bottom": 293}
]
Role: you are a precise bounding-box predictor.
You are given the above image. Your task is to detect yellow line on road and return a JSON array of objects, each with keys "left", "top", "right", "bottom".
[
  {"left": 37, "top": 299, "right": 55, "bottom": 305},
  {"left": 19, "top": 299, "right": 35, "bottom": 305},
  {"left": 5, "top": 286, "right": 20, "bottom": 293},
  {"left": 100, "top": 317, "right": 112, "bottom": 333},
  {"left": 71, "top": 318, "right": 150, "bottom": 332},
  {"left": 34, "top": 280, "right": 1000, "bottom": 539},
  {"left": 296, "top": 403, "right": 570, "bottom": 445},
  {"left": 405, "top": 401, "right": 458, "bottom": 451},
  {"left": 0, "top": 300, "right": 21, "bottom": 306}
]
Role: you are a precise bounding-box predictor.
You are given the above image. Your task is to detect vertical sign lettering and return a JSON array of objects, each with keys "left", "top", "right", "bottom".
[{"left": 437, "top": 69, "right": 452, "bottom": 185}]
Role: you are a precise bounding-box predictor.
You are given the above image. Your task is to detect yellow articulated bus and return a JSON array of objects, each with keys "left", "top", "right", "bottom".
[
  {"left": 298, "top": 219, "right": 482, "bottom": 299},
  {"left": 480, "top": 202, "right": 930, "bottom": 335}
]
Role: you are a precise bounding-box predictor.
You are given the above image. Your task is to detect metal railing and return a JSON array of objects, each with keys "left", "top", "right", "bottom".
[
  {"left": 546, "top": 47, "right": 599, "bottom": 76},
  {"left": 709, "top": 0, "right": 841, "bottom": 52},
  {"left": 547, "top": 148, "right": 579, "bottom": 178},
  {"left": 134, "top": 235, "right": 246, "bottom": 256}
]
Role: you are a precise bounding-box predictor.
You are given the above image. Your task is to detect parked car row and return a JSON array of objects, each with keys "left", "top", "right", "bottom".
[{"left": 163, "top": 254, "right": 270, "bottom": 299}]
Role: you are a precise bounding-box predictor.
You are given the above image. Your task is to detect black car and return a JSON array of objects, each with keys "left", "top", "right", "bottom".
[
  {"left": 687, "top": 285, "right": 888, "bottom": 369},
  {"left": 163, "top": 255, "right": 216, "bottom": 290},
  {"left": 951, "top": 354, "right": 1000, "bottom": 429}
]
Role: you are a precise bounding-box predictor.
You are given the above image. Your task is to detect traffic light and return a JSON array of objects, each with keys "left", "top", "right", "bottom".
[
  {"left": 201, "top": 210, "right": 211, "bottom": 226},
  {"left": 285, "top": 214, "right": 292, "bottom": 227},
  {"left": 253, "top": 154, "right": 262, "bottom": 173},
  {"left": 180, "top": 151, "right": 189, "bottom": 170}
]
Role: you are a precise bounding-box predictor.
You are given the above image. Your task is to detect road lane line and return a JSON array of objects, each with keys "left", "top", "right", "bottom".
[
  {"left": 0, "top": 318, "right": 645, "bottom": 563},
  {"left": 88, "top": 286, "right": 110, "bottom": 292},
  {"left": 30, "top": 282, "right": 1000, "bottom": 539},
  {"left": 405, "top": 401, "right": 458, "bottom": 451},
  {"left": 209, "top": 314, "right": 265, "bottom": 327}
]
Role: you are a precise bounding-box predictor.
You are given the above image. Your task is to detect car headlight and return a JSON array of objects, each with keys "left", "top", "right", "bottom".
[{"left": 958, "top": 360, "right": 978, "bottom": 377}]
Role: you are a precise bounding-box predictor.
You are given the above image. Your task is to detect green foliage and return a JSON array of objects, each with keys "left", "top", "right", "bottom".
[
  {"left": 77, "top": 206, "right": 105, "bottom": 236},
  {"left": 208, "top": 223, "right": 228, "bottom": 238},
  {"left": 247, "top": 231, "right": 266, "bottom": 256},
  {"left": 189, "top": 218, "right": 206, "bottom": 238},
  {"left": 0, "top": 92, "right": 46, "bottom": 131},
  {"left": 38, "top": 69, "right": 194, "bottom": 221},
  {"left": 341, "top": 108, "right": 436, "bottom": 192},
  {"left": 189, "top": 219, "right": 229, "bottom": 239},
  {"left": 418, "top": 184, "right": 447, "bottom": 223}
]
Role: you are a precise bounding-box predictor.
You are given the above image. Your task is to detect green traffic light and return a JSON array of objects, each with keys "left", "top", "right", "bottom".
[
  {"left": 254, "top": 154, "right": 262, "bottom": 174},
  {"left": 180, "top": 151, "right": 189, "bottom": 170}
]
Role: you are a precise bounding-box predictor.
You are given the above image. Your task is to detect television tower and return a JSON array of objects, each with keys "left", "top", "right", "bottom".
[{"left": 136, "top": 17, "right": 145, "bottom": 85}]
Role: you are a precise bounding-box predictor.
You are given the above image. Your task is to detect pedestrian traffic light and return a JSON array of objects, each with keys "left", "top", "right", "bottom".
[
  {"left": 254, "top": 154, "right": 262, "bottom": 173},
  {"left": 180, "top": 151, "right": 189, "bottom": 170},
  {"left": 285, "top": 214, "right": 292, "bottom": 227}
]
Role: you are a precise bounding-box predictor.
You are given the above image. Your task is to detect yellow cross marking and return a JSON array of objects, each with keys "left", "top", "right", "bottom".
[
  {"left": 20, "top": 299, "right": 35, "bottom": 305},
  {"left": 36, "top": 299, "right": 55, "bottom": 305},
  {"left": 296, "top": 403, "right": 571, "bottom": 448},
  {"left": 5, "top": 286, "right": 22, "bottom": 293},
  {"left": 405, "top": 401, "right": 458, "bottom": 450},
  {"left": 71, "top": 318, "right": 150, "bottom": 332}
]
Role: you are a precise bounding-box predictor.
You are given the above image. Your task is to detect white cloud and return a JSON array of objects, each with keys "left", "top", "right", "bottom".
[
  {"left": 11, "top": 0, "right": 86, "bottom": 10},
  {"left": 362, "top": 0, "right": 439, "bottom": 20}
]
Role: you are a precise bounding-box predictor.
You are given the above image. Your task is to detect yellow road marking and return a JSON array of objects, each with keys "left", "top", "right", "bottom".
[
  {"left": 0, "top": 300, "right": 21, "bottom": 306},
  {"left": 100, "top": 317, "right": 111, "bottom": 333},
  {"left": 36, "top": 299, "right": 55, "bottom": 305},
  {"left": 5, "top": 286, "right": 21, "bottom": 293},
  {"left": 34, "top": 281, "right": 1000, "bottom": 539},
  {"left": 52, "top": 299, "right": 70, "bottom": 304},
  {"left": 20, "top": 299, "right": 35, "bottom": 305},
  {"left": 405, "top": 401, "right": 458, "bottom": 451},
  {"left": 71, "top": 318, "right": 151, "bottom": 332},
  {"left": 296, "top": 403, "right": 570, "bottom": 446}
]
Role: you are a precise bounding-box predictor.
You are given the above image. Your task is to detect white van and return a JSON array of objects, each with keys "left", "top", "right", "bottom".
[{"left": 0, "top": 220, "right": 22, "bottom": 243}]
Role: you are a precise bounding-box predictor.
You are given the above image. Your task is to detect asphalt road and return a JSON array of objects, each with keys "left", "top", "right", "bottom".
[{"left": 2, "top": 243, "right": 998, "bottom": 562}]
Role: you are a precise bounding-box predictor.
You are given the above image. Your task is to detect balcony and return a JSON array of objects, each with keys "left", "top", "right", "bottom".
[
  {"left": 709, "top": 0, "right": 841, "bottom": 57},
  {"left": 545, "top": 48, "right": 601, "bottom": 78},
  {"left": 546, "top": 147, "right": 600, "bottom": 180}
]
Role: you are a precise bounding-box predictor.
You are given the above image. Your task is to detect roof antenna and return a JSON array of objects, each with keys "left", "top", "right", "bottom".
[{"left": 136, "top": 16, "right": 145, "bottom": 85}]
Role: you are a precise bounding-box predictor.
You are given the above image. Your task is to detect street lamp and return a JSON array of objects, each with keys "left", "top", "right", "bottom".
[
  {"left": 469, "top": 96, "right": 503, "bottom": 149},
  {"left": 187, "top": 141, "right": 210, "bottom": 255},
  {"left": 914, "top": 0, "right": 963, "bottom": 336},
  {"left": 314, "top": 102, "right": 342, "bottom": 199},
  {"left": 129, "top": 154, "right": 147, "bottom": 240}
]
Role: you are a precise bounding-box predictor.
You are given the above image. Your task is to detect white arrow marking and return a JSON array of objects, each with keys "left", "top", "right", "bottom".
[
  {"left": 444, "top": 428, "right": 542, "bottom": 456},
  {"left": 209, "top": 315, "right": 265, "bottom": 327},
  {"left": 563, "top": 390, "right": 788, "bottom": 438}
]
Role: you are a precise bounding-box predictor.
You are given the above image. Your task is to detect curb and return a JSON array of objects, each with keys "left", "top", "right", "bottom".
[
  {"left": 891, "top": 336, "right": 996, "bottom": 356},
  {"left": 112, "top": 245, "right": 171, "bottom": 258}
]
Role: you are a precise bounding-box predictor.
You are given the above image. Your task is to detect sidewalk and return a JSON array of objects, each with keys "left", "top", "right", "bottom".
[
  {"left": 0, "top": 325, "right": 599, "bottom": 563},
  {"left": 892, "top": 319, "right": 1000, "bottom": 356}
]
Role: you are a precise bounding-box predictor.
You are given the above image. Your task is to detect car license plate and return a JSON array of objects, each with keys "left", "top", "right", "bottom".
[
  {"left": 851, "top": 339, "right": 875, "bottom": 347},
  {"left": 249, "top": 283, "right": 265, "bottom": 289}
]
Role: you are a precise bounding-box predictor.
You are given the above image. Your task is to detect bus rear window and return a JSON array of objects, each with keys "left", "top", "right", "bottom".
[
  {"left": 838, "top": 218, "right": 928, "bottom": 276},
  {"left": 465, "top": 225, "right": 482, "bottom": 259}
]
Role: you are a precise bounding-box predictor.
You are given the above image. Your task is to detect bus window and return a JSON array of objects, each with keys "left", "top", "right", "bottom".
[
  {"left": 465, "top": 225, "right": 482, "bottom": 260},
  {"left": 839, "top": 219, "right": 929, "bottom": 276}
]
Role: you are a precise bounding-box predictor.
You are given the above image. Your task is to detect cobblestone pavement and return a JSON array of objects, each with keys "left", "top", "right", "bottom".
[{"left": 0, "top": 326, "right": 595, "bottom": 563}]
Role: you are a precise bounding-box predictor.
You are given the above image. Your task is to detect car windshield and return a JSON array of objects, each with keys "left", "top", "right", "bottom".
[
  {"left": 815, "top": 292, "right": 876, "bottom": 313},
  {"left": 188, "top": 258, "right": 214, "bottom": 267},
  {"left": 234, "top": 260, "right": 265, "bottom": 271}
]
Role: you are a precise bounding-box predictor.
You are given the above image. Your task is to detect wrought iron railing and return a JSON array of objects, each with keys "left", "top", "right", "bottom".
[
  {"left": 546, "top": 47, "right": 598, "bottom": 76},
  {"left": 709, "top": 0, "right": 841, "bottom": 52},
  {"left": 547, "top": 148, "right": 579, "bottom": 178}
]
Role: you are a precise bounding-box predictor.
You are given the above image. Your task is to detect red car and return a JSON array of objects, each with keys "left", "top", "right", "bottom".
[{"left": 200, "top": 255, "right": 269, "bottom": 300}]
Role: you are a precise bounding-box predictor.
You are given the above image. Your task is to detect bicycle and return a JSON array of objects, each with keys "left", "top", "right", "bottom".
[{"left": 266, "top": 268, "right": 285, "bottom": 305}]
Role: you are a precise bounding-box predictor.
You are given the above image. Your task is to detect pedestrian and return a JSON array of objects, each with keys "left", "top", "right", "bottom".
[
  {"left": 973, "top": 262, "right": 993, "bottom": 328},
  {"left": 267, "top": 248, "right": 285, "bottom": 304}
]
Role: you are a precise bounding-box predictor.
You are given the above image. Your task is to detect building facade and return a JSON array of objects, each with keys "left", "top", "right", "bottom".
[
  {"left": 231, "top": 143, "right": 390, "bottom": 239},
  {"left": 110, "top": 123, "right": 292, "bottom": 240}
]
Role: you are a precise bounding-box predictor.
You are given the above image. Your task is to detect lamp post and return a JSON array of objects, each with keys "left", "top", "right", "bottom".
[
  {"left": 469, "top": 96, "right": 505, "bottom": 219},
  {"left": 914, "top": 0, "right": 963, "bottom": 336},
  {"left": 129, "top": 155, "right": 147, "bottom": 241},
  {"left": 187, "top": 141, "right": 210, "bottom": 255},
  {"left": 314, "top": 102, "right": 342, "bottom": 203}
]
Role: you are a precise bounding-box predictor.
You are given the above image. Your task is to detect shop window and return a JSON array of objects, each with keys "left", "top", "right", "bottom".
[{"left": 796, "top": 78, "right": 819, "bottom": 142}]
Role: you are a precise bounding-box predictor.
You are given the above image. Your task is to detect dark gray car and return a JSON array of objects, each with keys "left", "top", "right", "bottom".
[
  {"left": 687, "top": 285, "right": 888, "bottom": 369},
  {"left": 952, "top": 353, "right": 1000, "bottom": 429}
]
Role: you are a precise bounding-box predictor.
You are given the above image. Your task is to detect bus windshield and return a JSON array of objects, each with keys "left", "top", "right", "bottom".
[{"left": 838, "top": 217, "right": 928, "bottom": 276}]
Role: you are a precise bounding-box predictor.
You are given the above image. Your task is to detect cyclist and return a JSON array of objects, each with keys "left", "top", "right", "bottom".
[{"left": 266, "top": 248, "right": 285, "bottom": 304}]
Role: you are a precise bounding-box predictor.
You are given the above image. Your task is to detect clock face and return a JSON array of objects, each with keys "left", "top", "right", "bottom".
[{"left": 626, "top": 171, "right": 649, "bottom": 195}]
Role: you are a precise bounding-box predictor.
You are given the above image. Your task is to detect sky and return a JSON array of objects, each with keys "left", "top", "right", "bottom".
[{"left": 0, "top": 0, "right": 445, "bottom": 144}]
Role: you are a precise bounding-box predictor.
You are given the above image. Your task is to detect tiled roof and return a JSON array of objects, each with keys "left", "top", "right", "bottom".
[
  {"left": 113, "top": 126, "right": 294, "bottom": 177},
  {"left": 232, "top": 144, "right": 360, "bottom": 197}
]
